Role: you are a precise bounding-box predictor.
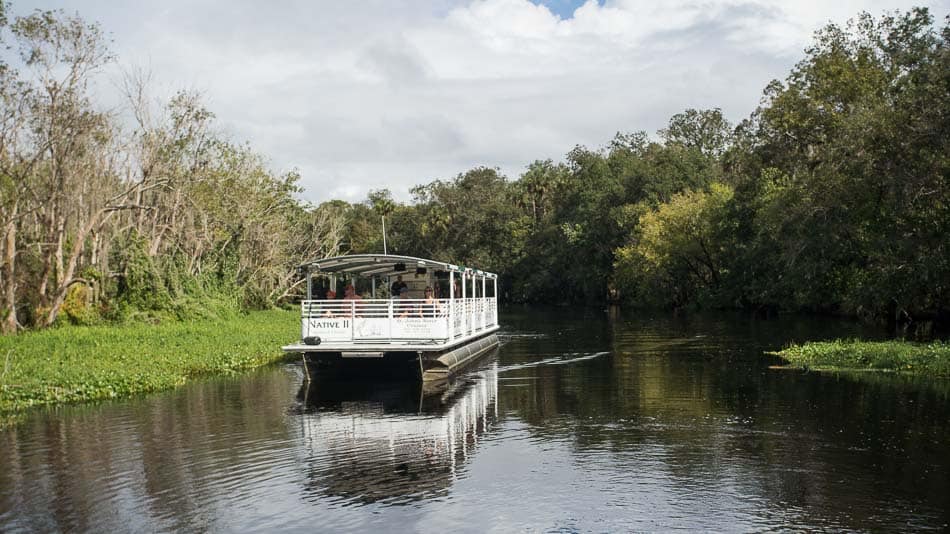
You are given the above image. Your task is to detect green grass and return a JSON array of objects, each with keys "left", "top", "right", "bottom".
[
  {"left": 0, "top": 309, "right": 299, "bottom": 420},
  {"left": 772, "top": 339, "right": 950, "bottom": 376}
]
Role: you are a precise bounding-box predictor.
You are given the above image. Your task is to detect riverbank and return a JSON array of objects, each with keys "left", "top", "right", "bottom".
[
  {"left": 0, "top": 309, "right": 298, "bottom": 423},
  {"left": 773, "top": 339, "right": 950, "bottom": 376}
]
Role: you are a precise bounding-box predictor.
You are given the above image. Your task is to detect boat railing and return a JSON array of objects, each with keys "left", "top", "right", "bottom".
[{"left": 300, "top": 297, "right": 497, "bottom": 344}]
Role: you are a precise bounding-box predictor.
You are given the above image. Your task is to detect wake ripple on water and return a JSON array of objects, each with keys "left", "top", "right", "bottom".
[
  {"left": 496, "top": 331, "right": 547, "bottom": 343},
  {"left": 495, "top": 351, "right": 610, "bottom": 373}
]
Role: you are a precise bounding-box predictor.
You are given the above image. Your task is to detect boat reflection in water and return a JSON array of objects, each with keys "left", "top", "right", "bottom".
[{"left": 295, "top": 360, "right": 499, "bottom": 505}]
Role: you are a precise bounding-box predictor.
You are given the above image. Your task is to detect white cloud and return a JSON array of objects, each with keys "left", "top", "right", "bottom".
[{"left": 17, "top": 0, "right": 950, "bottom": 202}]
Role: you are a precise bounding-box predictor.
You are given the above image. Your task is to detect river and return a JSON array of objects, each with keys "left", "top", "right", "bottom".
[{"left": 2, "top": 309, "right": 948, "bottom": 532}]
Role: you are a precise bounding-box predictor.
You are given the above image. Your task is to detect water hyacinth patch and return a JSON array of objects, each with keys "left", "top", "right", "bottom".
[
  {"left": 773, "top": 340, "right": 950, "bottom": 376},
  {"left": 0, "top": 309, "right": 299, "bottom": 420}
]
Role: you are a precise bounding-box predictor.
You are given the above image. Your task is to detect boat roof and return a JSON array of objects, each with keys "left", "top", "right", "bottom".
[{"left": 302, "top": 254, "right": 497, "bottom": 279}]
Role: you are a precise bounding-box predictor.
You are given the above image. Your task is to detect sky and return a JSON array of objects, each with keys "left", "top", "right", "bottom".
[{"left": 13, "top": 0, "right": 950, "bottom": 203}]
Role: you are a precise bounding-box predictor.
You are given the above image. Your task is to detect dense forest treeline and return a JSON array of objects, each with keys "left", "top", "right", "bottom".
[
  {"left": 1, "top": 6, "right": 947, "bottom": 334},
  {"left": 349, "top": 7, "right": 949, "bottom": 331}
]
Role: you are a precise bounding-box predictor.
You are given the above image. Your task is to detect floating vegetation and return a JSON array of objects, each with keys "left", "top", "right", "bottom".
[
  {"left": 0, "top": 309, "right": 298, "bottom": 421},
  {"left": 771, "top": 340, "right": 950, "bottom": 377}
]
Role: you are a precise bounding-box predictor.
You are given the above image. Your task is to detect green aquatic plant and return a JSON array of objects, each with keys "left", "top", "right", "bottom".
[
  {"left": 0, "top": 309, "right": 298, "bottom": 419},
  {"left": 772, "top": 340, "right": 950, "bottom": 376}
]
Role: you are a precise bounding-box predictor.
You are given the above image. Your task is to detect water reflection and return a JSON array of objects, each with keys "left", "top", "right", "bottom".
[
  {"left": 1, "top": 311, "right": 949, "bottom": 531},
  {"left": 296, "top": 361, "right": 499, "bottom": 505},
  {"left": 492, "top": 309, "right": 950, "bottom": 531},
  {"left": 0, "top": 369, "right": 302, "bottom": 533}
]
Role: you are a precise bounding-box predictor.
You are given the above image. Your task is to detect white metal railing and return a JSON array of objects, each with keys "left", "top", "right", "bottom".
[{"left": 300, "top": 298, "right": 497, "bottom": 344}]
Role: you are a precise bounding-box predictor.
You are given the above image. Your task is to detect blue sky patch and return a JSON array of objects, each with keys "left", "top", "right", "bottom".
[{"left": 531, "top": 0, "right": 601, "bottom": 19}]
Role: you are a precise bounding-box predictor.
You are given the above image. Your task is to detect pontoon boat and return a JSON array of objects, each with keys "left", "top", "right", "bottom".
[{"left": 282, "top": 254, "right": 500, "bottom": 381}]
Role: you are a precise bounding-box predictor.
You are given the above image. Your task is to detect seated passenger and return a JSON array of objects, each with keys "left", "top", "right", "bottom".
[
  {"left": 322, "top": 290, "right": 337, "bottom": 317},
  {"left": 396, "top": 286, "right": 413, "bottom": 317},
  {"left": 343, "top": 284, "right": 361, "bottom": 300},
  {"left": 342, "top": 284, "right": 362, "bottom": 317},
  {"left": 390, "top": 275, "right": 407, "bottom": 298},
  {"left": 420, "top": 286, "right": 441, "bottom": 318}
]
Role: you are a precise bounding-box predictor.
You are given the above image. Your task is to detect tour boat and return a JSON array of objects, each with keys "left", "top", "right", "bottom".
[{"left": 282, "top": 254, "right": 500, "bottom": 381}]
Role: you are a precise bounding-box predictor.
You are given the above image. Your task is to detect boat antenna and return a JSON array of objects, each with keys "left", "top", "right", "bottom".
[{"left": 382, "top": 215, "right": 388, "bottom": 255}]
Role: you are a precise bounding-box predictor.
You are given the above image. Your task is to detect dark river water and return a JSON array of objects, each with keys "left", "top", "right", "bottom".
[{"left": 2, "top": 309, "right": 949, "bottom": 532}]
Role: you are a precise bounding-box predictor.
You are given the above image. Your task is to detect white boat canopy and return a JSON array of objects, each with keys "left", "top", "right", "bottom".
[{"left": 301, "top": 254, "right": 497, "bottom": 279}]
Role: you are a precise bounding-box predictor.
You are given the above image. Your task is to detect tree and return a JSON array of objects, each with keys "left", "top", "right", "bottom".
[
  {"left": 8, "top": 10, "right": 141, "bottom": 327},
  {"left": 659, "top": 108, "right": 733, "bottom": 157},
  {"left": 745, "top": 7, "right": 950, "bottom": 320},
  {"left": 515, "top": 159, "right": 568, "bottom": 224},
  {"left": 615, "top": 184, "right": 735, "bottom": 307}
]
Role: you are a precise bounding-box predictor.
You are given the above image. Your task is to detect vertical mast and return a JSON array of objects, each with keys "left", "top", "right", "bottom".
[{"left": 306, "top": 266, "right": 312, "bottom": 300}]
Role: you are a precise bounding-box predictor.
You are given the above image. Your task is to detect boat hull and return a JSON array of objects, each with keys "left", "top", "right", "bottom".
[{"left": 300, "top": 331, "right": 499, "bottom": 382}]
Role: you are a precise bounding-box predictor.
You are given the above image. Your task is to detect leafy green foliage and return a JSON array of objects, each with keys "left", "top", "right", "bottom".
[
  {"left": 2, "top": 5, "right": 947, "bottom": 335},
  {"left": 0, "top": 11, "right": 345, "bottom": 331},
  {"left": 736, "top": 8, "right": 950, "bottom": 317},
  {"left": 660, "top": 108, "right": 733, "bottom": 157},
  {"left": 335, "top": 8, "right": 946, "bottom": 324},
  {"left": 0, "top": 309, "right": 298, "bottom": 417},
  {"left": 607, "top": 8, "right": 949, "bottom": 323},
  {"left": 615, "top": 184, "right": 735, "bottom": 307},
  {"left": 775, "top": 340, "right": 950, "bottom": 376}
]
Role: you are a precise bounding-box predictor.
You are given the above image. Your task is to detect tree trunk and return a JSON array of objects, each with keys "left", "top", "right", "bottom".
[
  {"left": 2, "top": 207, "right": 17, "bottom": 334},
  {"left": 44, "top": 208, "right": 109, "bottom": 327},
  {"left": 36, "top": 211, "right": 56, "bottom": 305},
  {"left": 54, "top": 216, "right": 65, "bottom": 287},
  {"left": 90, "top": 230, "right": 99, "bottom": 266}
]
